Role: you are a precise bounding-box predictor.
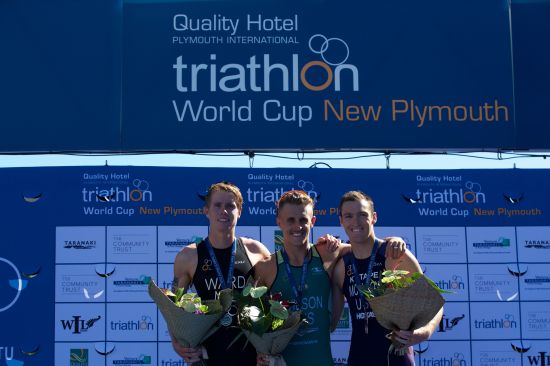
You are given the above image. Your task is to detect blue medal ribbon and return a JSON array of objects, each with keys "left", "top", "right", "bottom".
[
  {"left": 205, "top": 237, "right": 237, "bottom": 290},
  {"left": 351, "top": 239, "right": 381, "bottom": 310},
  {"left": 280, "top": 245, "right": 310, "bottom": 308}
]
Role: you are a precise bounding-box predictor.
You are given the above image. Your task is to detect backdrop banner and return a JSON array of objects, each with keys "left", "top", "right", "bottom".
[
  {"left": 1, "top": 166, "right": 549, "bottom": 366},
  {"left": 121, "top": 0, "right": 515, "bottom": 151}
]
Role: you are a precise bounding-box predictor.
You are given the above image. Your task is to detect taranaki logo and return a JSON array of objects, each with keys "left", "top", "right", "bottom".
[{"left": 524, "top": 239, "right": 550, "bottom": 249}]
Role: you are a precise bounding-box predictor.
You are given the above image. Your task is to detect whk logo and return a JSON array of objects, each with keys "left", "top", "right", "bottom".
[
  {"left": 528, "top": 351, "right": 550, "bottom": 366},
  {"left": 60, "top": 315, "right": 101, "bottom": 334}
]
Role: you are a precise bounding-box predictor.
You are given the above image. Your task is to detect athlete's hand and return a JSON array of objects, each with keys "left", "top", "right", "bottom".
[
  {"left": 316, "top": 234, "right": 342, "bottom": 252},
  {"left": 391, "top": 328, "right": 429, "bottom": 347},
  {"left": 257, "top": 352, "right": 270, "bottom": 366},
  {"left": 383, "top": 237, "right": 406, "bottom": 259},
  {"left": 171, "top": 335, "right": 203, "bottom": 364}
]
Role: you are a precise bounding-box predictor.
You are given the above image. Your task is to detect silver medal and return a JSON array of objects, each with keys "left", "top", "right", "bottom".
[{"left": 220, "top": 312, "right": 232, "bottom": 327}]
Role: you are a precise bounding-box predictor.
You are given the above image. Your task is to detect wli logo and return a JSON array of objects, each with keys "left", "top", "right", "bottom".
[
  {"left": 527, "top": 351, "right": 550, "bottom": 366},
  {"left": 438, "top": 314, "right": 466, "bottom": 332},
  {"left": 60, "top": 315, "right": 101, "bottom": 334}
]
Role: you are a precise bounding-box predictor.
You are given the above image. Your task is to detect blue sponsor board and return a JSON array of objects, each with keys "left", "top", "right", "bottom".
[
  {"left": 122, "top": 0, "right": 515, "bottom": 151},
  {"left": 3, "top": 1, "right": 550, "bottom": 152},
  {"left": 1, "top": 166, "right": 550, "bottom": 365}
]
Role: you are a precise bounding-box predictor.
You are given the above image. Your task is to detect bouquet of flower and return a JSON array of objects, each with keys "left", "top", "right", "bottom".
[
  {"left": 360, "top": 269, "right": 447, "bottom": 354},
  {"left": 233, "top": 284, "right": 306, "bottom": 366},
  {"left": 148, "top": 280, "right": 232, "bottom": 366}
]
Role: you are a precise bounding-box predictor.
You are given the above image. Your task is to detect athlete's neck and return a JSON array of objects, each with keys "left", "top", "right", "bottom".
[
  {"left": 351, "top": 236, "right": 377, "bottom": 259},
  {"left": 283, "top": 242, "right": 311, "bottom": 266},
  {"left": 207, "top": 231, "right": 236, "bottom": 249}
]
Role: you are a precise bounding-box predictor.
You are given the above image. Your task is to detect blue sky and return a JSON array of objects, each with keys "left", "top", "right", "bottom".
[{"left": 1, "top": 152, "right": 549, "bottom": 170}]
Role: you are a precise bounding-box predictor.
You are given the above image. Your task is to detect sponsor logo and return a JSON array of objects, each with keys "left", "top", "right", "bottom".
[
  {"left": 406, "top": 180, "right": 486, "bottom": 205},
  {"left": 525, "top": 240, "right": 550, "bottom": 249},
  {"left": 60, "top": 275, "right": 100, "bottom": 295},
  {"left": 527, "top": 351, "right": 550, "bottom": 366},
  {"left": 435, "top": 275, "right": 465, "bottom": 291},
  {"left": 110, "top": 316, "right": 154, "bottom": 331},
  {"left": 524, "top": 276, "right": 550, "bottom": 285},
  {"left": 438, "top": 314, "right": 466, "bottom": 332},
  {"left": 82, "top": 179, "right": 152, "bottom": 203},
  {"left": 113, "top": 275, "right": 151, "bottom": 287},
  {"left": 172, "top": 31, "right": 359, "bottom": 93},
  {"left": 472, "top": 237, "right": 510, "bottom": 249},
  {"left": 422, "top": 352, "right": 466, "bottom": 366},
  {"left": 60, "top": 316, "right": 101, "bottom": 334},
  {"left": 63, "top": 240, "right": 96, "bottom": 250},
  {"left": 112, "top": 354, "right": 151, "bottom": 365},
  {"left": 70, "top": 348, "right": 88, "bottom": 366},
  {"left": 159, "top": 359, "right": 184, "bottom": 366},
  {"left": 474, "top": 314, "right": 517, "bottom": 329},
  {"left": 164, "top": 236, "right": 202, "bottom": 248}
]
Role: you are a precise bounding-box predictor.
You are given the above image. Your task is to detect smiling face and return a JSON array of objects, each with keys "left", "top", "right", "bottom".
[
  {"left": 204, "top": 190, "right": 241, "bottom": 233},
  {"left": 276, "top": 203, "right": 316, "bottom": 249},
  {"left": 339, "top": 198, "right": 377, "bottom": 244}
]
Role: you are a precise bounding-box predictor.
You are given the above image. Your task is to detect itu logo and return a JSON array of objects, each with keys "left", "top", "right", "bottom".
[{"left": 0, "top": 257, "right": 25, "bottom": 313}]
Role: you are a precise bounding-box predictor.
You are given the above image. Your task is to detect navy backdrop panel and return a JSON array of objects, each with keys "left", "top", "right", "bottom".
[
  {"left": 1, "top": 166, "right": 550, "bottom": 366},
  {"left": 2, "top": 0, "right": 550, "bottom": 152},
  {"left": 121, "top": 0, "right": 515, "bottom": 151},
  {"left": 0, "top": 0, "right": 121, "bottom": 152}
]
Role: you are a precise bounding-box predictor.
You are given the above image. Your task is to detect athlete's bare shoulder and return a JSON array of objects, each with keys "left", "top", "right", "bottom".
[{"left": 241, "top": 237, "right": 272, "bottom": 267}]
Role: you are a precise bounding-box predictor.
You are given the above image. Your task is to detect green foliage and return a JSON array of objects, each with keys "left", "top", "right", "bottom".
[
  {"left": 235, "top": 284, "right": 291, "bottom": 337},
  {"left": 162, "top": 288, "right": 210, "bottom": 314},
  {"left": 359, "top": 269, "right": 451, "bottom": 299}
]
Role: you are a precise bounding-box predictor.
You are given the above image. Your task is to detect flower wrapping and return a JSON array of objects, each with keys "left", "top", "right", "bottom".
[
  {"left": 148, "top": 280, "right": 233, "bottom": 364},
  {"left": 366, "top": 275, "right": 445, "bottom": 332},
  {"left": 242, "top": 311, "right": 306, "bottom": 366}
]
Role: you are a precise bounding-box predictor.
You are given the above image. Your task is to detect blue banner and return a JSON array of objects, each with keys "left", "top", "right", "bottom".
[
  {"left": 2, "top": 1, "right": 550, "bottom": 152},
  {"left": 1, "top": 166, "right": 549, "bottom": 366},
  {"left": 122, "top": 0, "right": 515, "bottom": 151}
]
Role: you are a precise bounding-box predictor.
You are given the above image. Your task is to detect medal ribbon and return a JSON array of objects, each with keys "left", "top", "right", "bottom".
[
  {"left": 280, "top": 245, "right": 310, "bottom": 307},
  {"left": 205, "top": 237, "right": 237, "bottom": 290},
  {"left": 351, "top": 239, "right": 381, "bottom": 310}
]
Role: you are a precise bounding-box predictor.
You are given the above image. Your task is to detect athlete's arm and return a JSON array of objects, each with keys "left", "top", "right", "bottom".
[
  {"left": 171, "top": 244, "right": 202, "bottom": 363},
  {"left": 252, "top": 254, "right": 277, "bottom": 288},
  {"left": 172, "top": 244, "right": 198, "bottom": 291},
  {"left": 241, "top": 237, "right": 272, "bottom": 267}
]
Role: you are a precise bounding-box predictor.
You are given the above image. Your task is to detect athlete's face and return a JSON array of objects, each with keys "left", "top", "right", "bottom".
[
  {"left": 276, "top": 203, "right": 316, "bottom": 248},
  {"left": 339, "top": 199, "right": 377, "bottom": 244},
  {"left": 204, "top": 190, "right": 241, "bottom": 231}
]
